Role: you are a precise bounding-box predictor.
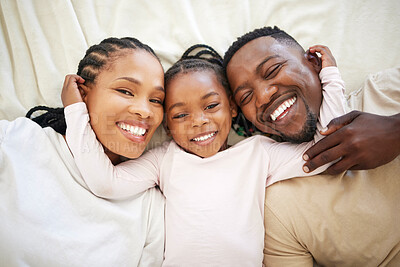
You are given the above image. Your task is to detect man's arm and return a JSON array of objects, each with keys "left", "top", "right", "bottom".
[{"left": 303, "top": 111, "right": 400, "bottom": 174}]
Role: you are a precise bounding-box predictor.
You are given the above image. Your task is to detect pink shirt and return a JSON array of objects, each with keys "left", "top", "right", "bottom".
[{"left": 65, "top": 67, "right": 345, "bottom": 266}]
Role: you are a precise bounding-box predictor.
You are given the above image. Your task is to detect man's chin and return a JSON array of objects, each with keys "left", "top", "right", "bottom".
[{"left": 275, "top": 111, "right": 318, "bottom": 144}]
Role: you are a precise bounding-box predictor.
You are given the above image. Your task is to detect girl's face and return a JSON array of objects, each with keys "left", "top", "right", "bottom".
[
  {"left": 165, "top": 71, "right": 237, "bottom": 158},
  {"left": 82, "top": 50, "right": 164, "bottom": 162}
]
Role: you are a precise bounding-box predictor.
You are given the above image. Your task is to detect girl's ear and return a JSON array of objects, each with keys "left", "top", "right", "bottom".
[
  {"left": 229, "top": 96, "right": 238, "bottom": 118},
  {"left": 162, "top": 118, "right": 172, "bottom": 137},
  {"left": 305, "top": 49, "right": 322, "bottom": 73},
  {"left": 78, "top": 84, "right": 90, "bottom": 102}
]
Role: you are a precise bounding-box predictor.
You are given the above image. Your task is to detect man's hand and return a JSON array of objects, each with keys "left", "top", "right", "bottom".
[
  {"left": 61, "top": 74, "right": 85, "bottom": 107},
  {"left": 303, "top": 111, "right": 400, "bottom": 174}
]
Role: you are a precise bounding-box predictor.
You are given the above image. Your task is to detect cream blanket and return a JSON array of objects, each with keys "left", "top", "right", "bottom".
[{"left": 1, "top": 0, "right": 400, "bottom": 121}]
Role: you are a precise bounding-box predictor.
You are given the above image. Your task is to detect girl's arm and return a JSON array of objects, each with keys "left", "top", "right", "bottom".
[
  {"left": 309, "top": 45, "right": 346, "bottom": 130},
  {"left": 64, "top": 103, "right": 160, "bottom": 199},
  {"left": 265, "top": 52, "right": 347, "bottom": 186}
]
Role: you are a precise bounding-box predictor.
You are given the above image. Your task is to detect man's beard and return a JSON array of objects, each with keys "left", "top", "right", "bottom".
[{"left": 275, "top": 104, "right": 318, "bottom": 144}]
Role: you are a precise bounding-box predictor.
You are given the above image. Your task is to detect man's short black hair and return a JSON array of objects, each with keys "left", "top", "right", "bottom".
[{"left": 223, "top": 26, "right": 302, "bottom": 71}]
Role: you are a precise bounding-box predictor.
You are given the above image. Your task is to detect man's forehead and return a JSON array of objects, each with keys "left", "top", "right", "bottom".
[{"left": 229, "top": 37, "right": 279, "bottom": 66}]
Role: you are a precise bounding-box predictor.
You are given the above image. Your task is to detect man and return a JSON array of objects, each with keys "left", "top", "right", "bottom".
[{"left": 223, "top": 26, "right": 400, "bottom": 266}]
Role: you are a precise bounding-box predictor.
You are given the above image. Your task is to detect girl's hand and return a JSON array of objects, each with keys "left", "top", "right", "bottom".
[
  {"left": 309, "top": 45, "right": 337, "bottom": 68},
  {"left": 61, "top": 74, "right": 85, "bottom": 107}
]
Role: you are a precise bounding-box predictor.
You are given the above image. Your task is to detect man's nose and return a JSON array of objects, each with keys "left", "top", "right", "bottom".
[{"left": 255, "top": 85, "right": 278, "bottom": 108}]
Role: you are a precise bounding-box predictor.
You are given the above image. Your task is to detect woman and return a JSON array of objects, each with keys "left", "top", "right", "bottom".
[{"left": 0, "top": 37, "right": 165, "bottom": 266}]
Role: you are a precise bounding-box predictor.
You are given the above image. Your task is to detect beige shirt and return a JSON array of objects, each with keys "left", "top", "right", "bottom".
[{"left": 263, "top": 156, "right": 400, "bottom": 266}]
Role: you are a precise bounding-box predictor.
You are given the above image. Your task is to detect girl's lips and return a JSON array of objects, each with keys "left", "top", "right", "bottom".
[{"left": 190, "top": 131, "right": 218, "bottom": 146}]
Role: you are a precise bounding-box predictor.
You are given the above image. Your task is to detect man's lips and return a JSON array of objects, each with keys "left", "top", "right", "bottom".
[
  {"left": 270, "top": 96, "right": 296, "bottom": 121},
  {"left": 258, "top": 94, "right": 297, "bottom": 123}
]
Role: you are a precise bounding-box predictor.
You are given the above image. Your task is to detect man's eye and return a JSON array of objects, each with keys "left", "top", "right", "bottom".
[
  {"left": 173, "top": 113, "right": 187, "bottom": 119},
  {"left": 264, "top": 64, "right": 281, "bottom": 79},
  {"left": 205, "top": 103, "right": 219, "bottom": 110},
  {"left": 116, "top": 89, "right": 133, "bottom": 96},
  {"left": 239, "top": 92, "right": 252, "bottom": 106}
]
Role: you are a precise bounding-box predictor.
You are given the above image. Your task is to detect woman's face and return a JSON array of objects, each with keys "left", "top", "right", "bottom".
[{"left": 83, "top": 50, "right": 164, "bottom": 162}]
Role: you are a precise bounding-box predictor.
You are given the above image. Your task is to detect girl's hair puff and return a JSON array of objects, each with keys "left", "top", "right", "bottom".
[{"left": 164, "top": 44, "right": 230, "bottom": 96}]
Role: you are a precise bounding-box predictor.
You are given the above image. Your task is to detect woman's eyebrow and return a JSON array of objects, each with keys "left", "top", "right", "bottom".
[
  {"left": 115, "top": 77, "right": 165, "bottom": 92},
  {"left": 115, "top": 77, "right": 141, "bottom": 84}
]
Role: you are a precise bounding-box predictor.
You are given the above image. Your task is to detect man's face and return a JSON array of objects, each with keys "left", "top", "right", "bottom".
[{"left": 226, "top": 36, "right": 322, "bottom": 143}]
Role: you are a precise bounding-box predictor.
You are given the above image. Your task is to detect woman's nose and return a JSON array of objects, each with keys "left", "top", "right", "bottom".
[
  {"left": 255, "top": 85, "right": 278, "bottom": 108},
  {"left": 128, "top": 101, "right": 152, "bottom": 119}
]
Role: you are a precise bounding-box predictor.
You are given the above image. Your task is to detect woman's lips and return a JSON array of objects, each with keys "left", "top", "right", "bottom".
[{"left": 117, "top": 121, "right": 148, "bottom": 143}]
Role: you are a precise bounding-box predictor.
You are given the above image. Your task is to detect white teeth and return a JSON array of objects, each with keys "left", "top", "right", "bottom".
[
  {"left": 270, "top": 96, "right": 297, "bottom": 121},
  {"left": 193, "top": 132, "right": 216, "bottom": 142},
  {"left": 118, "top": 122, "right": 146, "bottom": 136}
]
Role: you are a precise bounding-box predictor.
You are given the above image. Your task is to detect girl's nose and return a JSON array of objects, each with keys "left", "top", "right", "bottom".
[
  {"left": 255, "top": 85, "right": 278, "bottom": 109},
  {"left": 192, "top": 112, "right": 209, "bottom": 127}
]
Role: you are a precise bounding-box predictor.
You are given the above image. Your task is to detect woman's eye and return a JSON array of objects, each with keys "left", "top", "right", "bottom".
[
  {"left": 150, "top": 98, "right": 164, "bottom": 105},
  {"left": 116, "top": 89, "right": 133, "bottom": 96},
  {"left": 264, "top": 64, "right": 281, "bottom": 79},
  {"left": 239, "top": 92, "right": 252, "bottom": 106},
  {"left": 205, "top": 103, "right": 219, "bottom": 110},
  {"left": 173, "top": 113, "right": 187, "bottom": 119}
]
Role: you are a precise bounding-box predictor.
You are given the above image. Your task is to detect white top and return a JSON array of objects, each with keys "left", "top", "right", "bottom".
[
  {"left": 0, "top": 118, "right": 165, "bottom": 267},
  {"left": 65, "top": 67, "right": 345, "bottom": 266}
]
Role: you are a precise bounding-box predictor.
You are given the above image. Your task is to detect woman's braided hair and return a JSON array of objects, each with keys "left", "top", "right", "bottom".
[{"left": 26, "top": 37, "right": 159, "bottom": 135}]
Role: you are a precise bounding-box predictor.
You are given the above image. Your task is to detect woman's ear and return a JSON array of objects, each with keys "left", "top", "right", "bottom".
[
  {"left": 229, "top": 96, "right": 238, "bottom": 118},
  {"left": 305, "top": 49, "right": 322, "bottom": 73},
  {"left": 78, "top": 84, "right": 90, "bottom": 102}
]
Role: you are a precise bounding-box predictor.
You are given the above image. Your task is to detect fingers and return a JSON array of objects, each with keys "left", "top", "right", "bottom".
[
  {"left": 324, "top": 157, "right": 356, "bottom": 175},
  {"left": 303, "top": 139, "right": 343, "bottom": 172},
  {"left": 309, "top": 45, "right": 336, "bottom": 67},
  {"left": 326, "top": 110, "right": 360, "bottom": 130},
  {"left": 61, "top": 74, "right": 86, "bottom": 107}
]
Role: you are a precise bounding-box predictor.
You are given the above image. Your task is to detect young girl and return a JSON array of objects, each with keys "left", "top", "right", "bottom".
[{"left": 62, "top": 44, "right": 346, "bottom": 266}]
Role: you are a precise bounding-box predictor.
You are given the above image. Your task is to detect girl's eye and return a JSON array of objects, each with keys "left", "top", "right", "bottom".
[
  {"left": 205, "top": 103, "right": 219, "bottom": 110},
  {"left": 116, "top": 89, "right": 133, "bottom": 96},
  {"left": 264, "top": 64, "right": 281, "bottom": 79},
  {"left": 173, "top": 113, "right": 187, "bottom": 119},
  {"left": 239, "top": 92, "right": 252, "bottom": 106}
]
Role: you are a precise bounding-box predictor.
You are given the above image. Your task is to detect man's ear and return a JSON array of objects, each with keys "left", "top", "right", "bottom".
[
  {"left": 78, "top": 84, "right": 90, "bottom": 102},
  {"left": 229, "top": 96, "right": 238, "bottom": 118},
  {"left": 305, "top": 49, "right": 322, "bottom": 73}
]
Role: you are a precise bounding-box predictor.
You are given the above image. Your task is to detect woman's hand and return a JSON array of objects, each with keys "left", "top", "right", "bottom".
[
  {"left": 61, "top": 74, "right": 85, "bottom": 107},
  {"left": 303, "top": 111, "right": 400, "bottom": 174}
]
